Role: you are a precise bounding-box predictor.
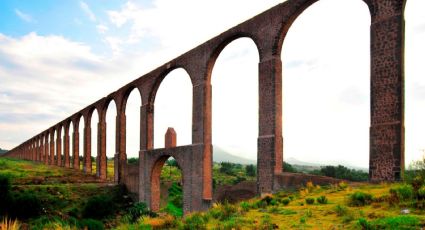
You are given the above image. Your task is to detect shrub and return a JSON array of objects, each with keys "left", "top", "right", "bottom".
[
  {"left": 245, "top": 164, "right": 256, "bottom": 177},
  {"left": 334, "top": 205, "right": 348, "bottom": 217},
  {"left": 389, "top": 184, "right": 414, "bottom": 202},
  {"left": 281, "top": 198, "right": 290, "bottom": 206},
  {"left": 83, "top": 195, "right": 115, "bottom": 219},
  {"left": 239, "top": 202, "right": 251, "bottom": 212},
  {"left": 260, "top": 214, "right": 276, "bottom": 230},
  {"left": 79, "top": 219, "right": 104, "bottom": 230},
  {"left": 417, "top": 186, "right": 425, "bottom": 199},
  {"left": 9, "top": 192, "right": 42, "bottom": 219},
  {"left": 182, "top": 213, "right": 207, "bottom": 230},
  {"left": 357, "top": 218, "right": 371, "bottom": 230},
  {"left": 0, "top": 174, "right": 12, "bottom": 214},
  {"left": 128, "top": 202, "right": 156, "bottom": 222},
  {"left": 349, "top": 191, "right": 373, "bottom": 206},
  {"left": 317, "top": 196, "right": 328, "bottom": 204},
  {"left": 305, "top": 198, "right": 315, "bottom": 205}
]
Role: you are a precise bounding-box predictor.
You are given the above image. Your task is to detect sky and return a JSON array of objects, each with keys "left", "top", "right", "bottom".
[{"left": 0, "top": 0, "right": 424, "bottom": 168}]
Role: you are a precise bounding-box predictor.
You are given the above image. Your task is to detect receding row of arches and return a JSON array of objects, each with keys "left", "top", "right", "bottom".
[{"left": 7, "top": 0, "right": 415, "bottom": 214}]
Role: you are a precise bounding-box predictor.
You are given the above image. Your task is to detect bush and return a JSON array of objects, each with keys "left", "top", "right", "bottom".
[
  {"left": 83, "top": 195, "right": 115, "bottom": 219},
  {"left": 349, "top": 191, "right": 373, "bottom": 206},
  {"left": 334, "top": 205, "right": 348, "bottom": 216},
  {"left": 311, "top": 165, "right": 368, "bottom": 182},
  {"left": 357, "top": 218, "right": 371, "bottom": 230},
  {"left": 128, "top": 202, "right": 156, "bottom": 222},
  {"left": 9, "top": 192, "right": 42, "bottom": 219},
  {"left": 127, "top": 157, "right": 139, "bottom": 165},
  {"left": 281, "top": 198, "right": 290, "bottom": 206},
  {"left": 239, "top": 202, "right": 251, "bottom": 212},
  {"left": 317, "top": 196, "right": 328, "bottom": 204},
  {"left": 245, "top": 164, "right": 256, "bottom": 177},
  {"left": 283, "top": 162, "right": 297, "bottom": 173},
  {"left": 79, "top": 219, "right": 104, "bottom": 230},
  {"left": 0, "top": 174, "right": 12, "bottom": 214},
  {"left": 417, "top": 186, "right": 425, "bottom": 199},
  {"left": 389, "top": 184, "right": 414, "bottom": 202},
  {"left": 305, "top": 198, "right": 315, "bottom": 205},
  {"left": 182, "top": 213, "right": 207, "bottom": 230}
]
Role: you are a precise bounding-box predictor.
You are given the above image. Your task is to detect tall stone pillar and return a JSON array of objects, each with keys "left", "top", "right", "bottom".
[
  {"left": 365, "top": 0, "right": 406, "bottom": 181},
  {"left": 83, "top": 124, "right": 92, "bottom": 174},
  {"left": 56, "top": 128, "right": 62, "bottom": 167},
  {"left": 50, "top": 132, "right": 55, "bottom": 165},
  {"left": 44, "top": 135, "right": 49, "bottom": 165},
  {"left": 73, "top": 126, "right": 80, "bottom": 170},
  {"left": 64, "top": 126, "right": 70, "bottom": 168},
  {"left": 116, "top": 112, "right": 127, "bottom": 183},
  {"left": 192, "top": 81, "right": 212, "bottom": 201},
  {"left": 98, "top": 117, "right": 107, "bottom": 180},
  {"left": 140, "top": 104, "right": 154, "bottom": 151},
  {"left": 258, "top": 56, "right": 283, "bottom": 194}
]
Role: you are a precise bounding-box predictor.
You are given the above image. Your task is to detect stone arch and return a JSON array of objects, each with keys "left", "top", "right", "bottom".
[
  {"left": 152, "top": 67, "right": 193, "bottom": 148},
  {"left": 206, "top": 34, "right": 261, "bottom": 83},
  {"left": 280, "top": 0, "right": 371, "bottom": 168},
  {"left": 150, "top": 154, "right": 184, "bottom": 212},
  {"left": 148, "top": 66, "right": 193, "bottom": 108}
]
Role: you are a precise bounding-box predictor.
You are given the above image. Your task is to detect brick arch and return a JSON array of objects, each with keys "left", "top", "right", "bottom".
[
  {"left": 205, "top": 34, "right": 261, "bottom": 83},
  {"left": 101, "top": 95, "right": 118, "bottom": 119},
  {"left": 149, "top": 154, "right": 184, "bottom": 212},
  {"left": 119, "top": 85, "right": 143, "bottom": 114},
  {"left": 147, "top": 67, "right": 193, "bottom": 108}
]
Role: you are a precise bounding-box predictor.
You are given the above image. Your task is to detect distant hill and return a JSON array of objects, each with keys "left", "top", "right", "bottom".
[
  {"left": 213, "top": 146, "right": 256, "bottom": 165},
  {"left": 0, "top": 148, "right": 8, "bottom": 155}
]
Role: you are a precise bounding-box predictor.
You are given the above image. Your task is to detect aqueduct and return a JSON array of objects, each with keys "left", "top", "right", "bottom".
[{"left": 4, "top": 0, "right": 406, "bottom": 213}]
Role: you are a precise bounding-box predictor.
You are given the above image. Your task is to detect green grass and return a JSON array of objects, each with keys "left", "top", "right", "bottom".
[{"left": 3, "top": 157, "right": 425, "bottom": 229}]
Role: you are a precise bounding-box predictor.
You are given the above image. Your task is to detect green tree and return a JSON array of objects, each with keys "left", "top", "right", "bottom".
[{"left": 245, "top": 164, "right": 256, "bottom": 177}]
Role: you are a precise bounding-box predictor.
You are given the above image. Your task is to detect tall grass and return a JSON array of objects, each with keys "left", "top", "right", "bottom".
[{"left": 0, "top": 217, "right": 19, "bottom": 230}]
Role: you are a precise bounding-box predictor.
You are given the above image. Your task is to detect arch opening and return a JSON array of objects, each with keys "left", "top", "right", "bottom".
[
  {"left": 124, "top": 88, "right": 142, "bottom": 163},
  {"left": 154, "top": 68, "right": 192, "bottom": 149},
  {"left": 151, "top": 155, "right": 183, "bottom": 216},
  {"left": 90, "top": 108, "right": 99, "bottom": 176},
  {"left": 405, "top": 0, "right": 425, "bottom": 168},
  {"left": 106, "top": 99, "right": 117, "bottom": 182},
  {"left": 281, "top": 0, "right": 370, "bottom": 178},
  {"left": 210, "top": 37, "right": 259, "bottom": 199}
]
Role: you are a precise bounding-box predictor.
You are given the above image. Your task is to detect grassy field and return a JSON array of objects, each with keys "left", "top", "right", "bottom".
[{"left": 1, "top": 157, "right": 425, "bottom": 229}]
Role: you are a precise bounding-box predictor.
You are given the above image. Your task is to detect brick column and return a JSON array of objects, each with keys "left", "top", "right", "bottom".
[
  {"left": 73, "top": 126, "right": 80, "bottom": 170},
  {"left": 83, "top": 124, "right": 92, "bottom": 174},
  {"left": 258, "top": 56, "right": 283, "bottom": 194},
  {"left": 192, "top": 81, "right": 212, "bottom": 200},
  {"left": 44, "top": 135, "right": 49, "bottom": 165},
  {"left": 50, "top": 132, "right": 55, "bottom": 165},
  {"left": 366, "top": 0, "right": 406, "bottom": 181},
  {"left": 116, "top": 112, "right": 126, "bottom": 183},
  {"left": 140, "top": 104, "right": 154, "bottom": 151},
  {"left": 64, "top": 126, "right": 70, "bottom": 168},
  {"left": 98, "top": 118, "right": 107, "bottom": 180},
  {"left": 56, "top": 128, "right": 62, "bottom": 167}
]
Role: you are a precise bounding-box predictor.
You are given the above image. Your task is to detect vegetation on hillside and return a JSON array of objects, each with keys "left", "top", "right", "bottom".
[{"left": 2, "top": 156, "right": 425, "bottom": 229}]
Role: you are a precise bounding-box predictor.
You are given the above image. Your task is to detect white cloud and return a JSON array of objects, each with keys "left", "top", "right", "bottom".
[
  {"left": 14, "top": 9, "right": 34, "bottom": 23},
  {"left": 96, "top": 24, "right": 109, "bottom": 34},
  {"left": 79, "top": 1, "right": 96, "bottom": 22}
]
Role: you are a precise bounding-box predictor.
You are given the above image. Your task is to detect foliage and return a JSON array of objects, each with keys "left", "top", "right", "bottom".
[
  {"left": 219, "top": 162, "right": 240, "bottom": 176},
  {"left": 83, "top": 194, "right": 115, "bottom": 219},
  {"left": 389, "top": 184, "right": 414, "bottom": 202},
  {"left": 8, "top": 191, "right": 42, "bottom": 219},
  {"left": 316, "top": 195, "right": 328, "bottom": 204},
  {"left": 283, "top": 161, "right": 297, "bottom": 173},
  {"left": 358, "top": 215, "right": 421, "bottom": 230},
  {"left": 349, "top": 191, "right": 373, "bottom": 206},
  {"left": 310, "top": 165, "right": 368, "bottom": 181},
  {"left": 128, "top": 202, "right": 156, "bottom": 223},
  {"left": 245, "top": 164, "right": 256, "bottom": 177},
  {"left": 127, "top": 157, "right": 139, "bottom": 165},
  {"left": 182, "top": 213, "right": 207, "bottom": 230},
  {"left": 305, "top": 197, "right": 315, "bottom": 205},
  {"left": 79, "top": 219, "right": 104, "bottom": 230},
  {"left": 334, "top": 204, "right": 348, "bottom": 216},
  {"left": 281, "top": 198, "right": 290, "bottom": 206},
  {"left": 163, "top": 182, "right": 183, "bottom": 217}
]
